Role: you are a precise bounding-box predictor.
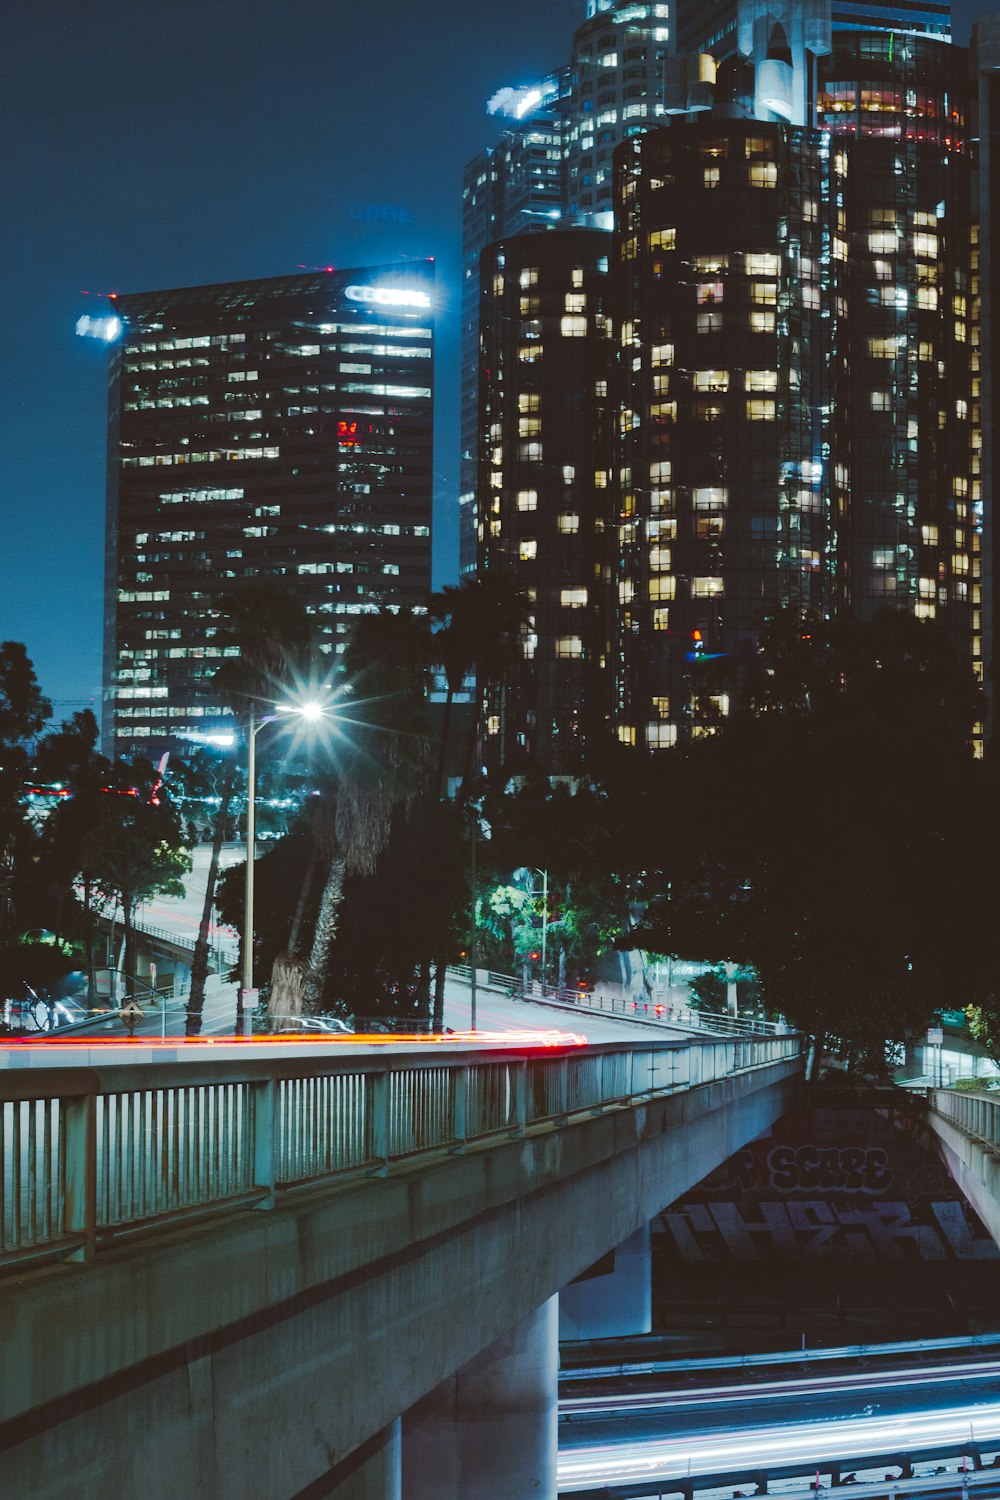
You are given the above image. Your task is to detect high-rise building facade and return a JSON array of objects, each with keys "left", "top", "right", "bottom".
[
  {"left": 461, "top": 1, "right": 674, "bottom": 576},
  {"left": 613, "top": 23, "right": 977, "bottom": 750},
  {"left": 103, "top": 263, "right": 434, "bottom": 756},
  {"left": 478, "top": 230, "right": 614, "bottom": 771},
  {"left": 676, "top": 0, "right": 951, "bottom": 63}
]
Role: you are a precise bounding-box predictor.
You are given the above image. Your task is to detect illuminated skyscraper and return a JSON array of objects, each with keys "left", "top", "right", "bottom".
[
  {"left": 613, "top": 26, "right": 977, "bottom": 751},
  {"left": 478, "top": 230, "right": 614, "bottom": 772},
  {"left": 460, "top": 1, "right": 673, "bottom": 576},
  {"left": 676, "top": 0, "right": 950, "bottom": 63},
  {"left": 103, "top": 263, "right": 434, "bottom": 756}
]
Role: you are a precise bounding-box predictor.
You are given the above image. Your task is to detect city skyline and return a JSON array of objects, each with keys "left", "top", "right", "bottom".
[
  {"left": 0, "top": 0, "right": 985, "bottom": 718},
  {"left": 0, "top": 0, "right": 579, "bottom": 715}
]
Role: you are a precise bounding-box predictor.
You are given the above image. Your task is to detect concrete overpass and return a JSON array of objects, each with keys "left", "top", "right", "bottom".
[
  {"left": 0, "top": 1030, "right": 803, "bottom": 1499},
  {"left": 923, "top": 1088, "right": 1000, "bottom": 1255}
]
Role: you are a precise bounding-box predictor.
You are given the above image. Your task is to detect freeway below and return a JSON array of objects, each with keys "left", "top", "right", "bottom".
[{"left": 558, "top": 1354, "right": 1000, "bottom": 1493}]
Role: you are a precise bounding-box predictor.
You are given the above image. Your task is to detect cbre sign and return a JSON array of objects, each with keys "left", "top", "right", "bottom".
[{"left": 345, "top": 284, "right": 431, "bottom": 310}]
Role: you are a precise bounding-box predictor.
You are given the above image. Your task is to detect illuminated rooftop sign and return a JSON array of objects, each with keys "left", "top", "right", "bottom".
[
  {"left": 76, "top": 314, "right": 122, "bottom": 342},
  {"left": 345, "top": 285, "right": 431, "bottom": 311}
]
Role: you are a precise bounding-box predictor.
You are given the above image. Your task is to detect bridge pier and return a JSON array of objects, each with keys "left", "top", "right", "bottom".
[
  {"left": 559, "top": 1223, "right": 651, "bottom": 1342},
  {"left": 326, "top": 1421, "right": 401, "bottom": 1499},
  {"left": 401, "top": 1297, "right": 558, "bottom": 1499}
]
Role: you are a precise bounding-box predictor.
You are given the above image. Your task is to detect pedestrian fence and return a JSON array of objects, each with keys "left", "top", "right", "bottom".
[
  {"left": 928, "top": 1087, "right": 1000, "bottom": 1147},
  {"left": 446, "top": 966, "right": 786, "bottom": 1037},
  {"left": 0, "top": 1032, "right": 802, "bottom": 1274}
]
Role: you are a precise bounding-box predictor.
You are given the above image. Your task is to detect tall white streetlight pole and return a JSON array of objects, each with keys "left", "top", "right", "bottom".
[{"left": 239, "top": 695, "right": 332, "bottom": 1036}]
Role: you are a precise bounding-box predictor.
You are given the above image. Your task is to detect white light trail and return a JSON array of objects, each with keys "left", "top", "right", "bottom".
[{"left": 558, "top": 1399, "right": 1000, "bottom": 1490}]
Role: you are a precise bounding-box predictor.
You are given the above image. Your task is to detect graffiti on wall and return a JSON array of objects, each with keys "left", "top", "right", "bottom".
[{"left": 658, "top": 1106, "right": 999, "bottom": 1262}]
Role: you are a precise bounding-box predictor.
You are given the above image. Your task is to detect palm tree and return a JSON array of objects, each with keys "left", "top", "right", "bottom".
[
  {"left": 429, "top": 575, "right": 532, "bottom": 796},
  {"left": 302, "top": 612, "right": 432, "bottom": 1011},
  {"left": 185, "top": 579, "right": 317, "bottom": 1035}
]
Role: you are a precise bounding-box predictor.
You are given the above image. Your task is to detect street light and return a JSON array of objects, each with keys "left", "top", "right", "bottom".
[
  {"left": 515, "top": 866, "right": 549, "bottom": 993},
  {"left": 239, "top": 694, "right": 333, "bottom": 1033}
]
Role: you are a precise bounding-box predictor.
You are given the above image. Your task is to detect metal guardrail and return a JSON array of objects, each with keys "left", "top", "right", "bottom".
[
  {"left": 561, "top": 1330, "right": 1000, "bottom": 1382},
  {"left": 928, "top": 1087, "right": 1000, "bottom": 1145},
  {"left": 0, "top": 1033, "right": 802, "bottom": 1273},
  {"left": 445, "top": 966, "right": 784, "bottom": 1037}
]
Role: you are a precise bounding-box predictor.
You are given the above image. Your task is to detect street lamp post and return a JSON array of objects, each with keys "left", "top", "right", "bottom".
[{"left": 238, "top": 695, "right": 332, "bottom": 1036}]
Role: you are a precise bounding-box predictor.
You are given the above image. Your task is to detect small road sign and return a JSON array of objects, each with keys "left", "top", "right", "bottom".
[
  {"left": 119, "top": 1000, "right": 144, "bottom": 1036},
  {"left": 927, "top": 1026, "right": 944, "bottom": 1046}
]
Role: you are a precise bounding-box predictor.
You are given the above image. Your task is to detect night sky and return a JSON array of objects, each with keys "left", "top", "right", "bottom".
[{"left": 0, "top": 0, "right": 982, "bottom": 718}]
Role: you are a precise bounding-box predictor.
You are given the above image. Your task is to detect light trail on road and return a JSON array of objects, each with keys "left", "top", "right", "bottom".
[
  {"left": 558, "top": 1397, "right": 1000, "bottom": 1490},
  {"left": 561, "top": 1357, "right": 1000, "bottom": 1418}
]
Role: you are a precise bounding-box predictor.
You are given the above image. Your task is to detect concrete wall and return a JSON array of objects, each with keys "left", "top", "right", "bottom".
[
  {"left": 925, "top": 1107, "right": 1000, "bottom": 1254},
  {"left": 0, "top": 1057, "right": 800, "bottom": 1500}
]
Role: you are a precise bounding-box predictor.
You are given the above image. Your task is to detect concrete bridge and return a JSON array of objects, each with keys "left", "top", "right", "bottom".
[
  {"left": 0, "top": 1031, "right": 803, "bottom": 1499},
  {"left": 923, "top": 1088, "right": 1000, "bottom": 1255}
]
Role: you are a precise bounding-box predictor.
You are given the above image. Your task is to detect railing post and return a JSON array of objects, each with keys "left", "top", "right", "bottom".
[
  {"left": 509, "top": 1060, "right": 528, "bottom": 1138},
  {"left": 555, "top": 1056, "right": 569, "bottom": 1122},
  {"left": 63, "top": 1091, "right": 97, "bottom": 1261},
  {"left": 450, "top": 1065, "right": 468, "bottom": 1153},
  {"left": 369, "top": 1068, "right": 390, "bottom": 1175},
  {"left": 252, "top": 1077, "right": 277, "bottom": 1209}
]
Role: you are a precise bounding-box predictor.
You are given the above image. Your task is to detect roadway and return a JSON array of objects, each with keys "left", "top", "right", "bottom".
[{"left": 558, "top": 1355, "right": 1000, "bottom": 1493}]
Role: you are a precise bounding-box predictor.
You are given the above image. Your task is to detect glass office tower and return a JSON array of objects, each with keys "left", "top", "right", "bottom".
[
  {"left": 103, "top": 263, "right": 434, "bottom": 757},
  {"left": 613, "top": 31, "right": 975, "bottom": 750},
  {"left": 460, "top": 1, "right": 674, "bottom": 577},
  {"left": 478, "top": 230, "right": 614, "bottom": 771}
]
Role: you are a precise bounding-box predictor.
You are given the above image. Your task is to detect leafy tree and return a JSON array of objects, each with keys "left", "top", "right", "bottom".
[
  {"left": 83, "top": 765, "right": 190, "bottom": 996},
  {"left": 302, "top": 611, "right": 432, "bottom": 1011},
  {"left": 429, "top": 575, "right": 531, "bottom": 790},
  {"left": 186, "top": 578, "right": 316, "bottom": 1034},
  {"left": 0, "top": 644, "right": 52, "bottom": 944}
]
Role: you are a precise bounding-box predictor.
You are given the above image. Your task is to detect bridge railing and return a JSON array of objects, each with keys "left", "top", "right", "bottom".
[
  {"left": 445, "top": 965, "right": 785, "bottom": 1037},
  {"left": 0, "top": 1033, "right": 802, "bottom": 1274},
  {"left": 928, "top": 1086, "right": 1000, "bottom": 1146}
]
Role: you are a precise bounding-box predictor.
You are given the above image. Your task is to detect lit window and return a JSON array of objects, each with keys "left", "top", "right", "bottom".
[
  {"left": 745, "top": 253, "right": 780, "bottom": 276},
  {"left": 647, "top": 724, "right": 677, "bottom": 748},
  {"left": 520, "top": 268, "right": 539, "bottom": 287},
  {"left": 746, "top": 399, "right": 776, "bottom": 421},
  {"left": 750, "top": 310, "right": 775, "bottom": 333},
  {"left": 561, "top": 316, "right": 588, "bottom": 337},
  {"left": 868, "top": 337, "right": 898, "bottom": 358},
  {"left": 519, "top": 539, "right": 537, "bottom": 561},
  {"left": 917, "top": 287, "right": 938, "bottom": 311},
  {"left": 561, "top": 588, "right": 588, "bottom": 608},
  {"left": 518, "top": 393, "right": 540, "bottom": 412},
  {"left": 558, "top": 514, "right": 580, "bottom": 533},
  {"left": 693, "top": 370, "right": 729, "bottom": 392},
  {"left": 698, "top": 311, "right": 723, "bottom": 333},
  {"left": 693, "top": 486, "right": 727, "bottom": 509},
  {"left": 868, "top": 231, "right": 898, "bottom": 254},
  {"left": 871, "top": 391, "right": 891, "bottom": 412},
  {"left": 519, "top": 344, "right": 544, "bottom": 362},
  {"left": 692, "top": 576, "right": 724, "bottom": 597},
  {"left": 556, "top": 636, "right": 584, "bottom": 658},
  {"left": 649, "top": 227, "right": 676, "bottom": 250},
  {"left": 913, "top": 232, "right": 938, "bottom": 258},
  {"left": 749, "top": 162, "right": 777, "bottom": 188},
  {"left": 516, "top": 489, "right": 538, "bottom": 511},
  {"left": 703, "top": 166, "right": 721, "bottom": 189},
  {"left": 921, "top": 524, "right": 939, "bottom": 546},
  {"left": 649, "top": 576, "right": 675, "bottom": 601},
  {"left": 745, "top": 370, "right": 777, "bottom": 391}
]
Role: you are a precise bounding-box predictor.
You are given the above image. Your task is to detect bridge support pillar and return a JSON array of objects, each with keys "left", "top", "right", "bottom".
[
  {"left": 326, "top": 1420, "right": 401, "bottom": 1499},
  {"left": 401, "top": 1296, "right": 557, "bottom": 1499},
  {"left": 559, "top": 1223, "right": 651, "bottom": 1342}
]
